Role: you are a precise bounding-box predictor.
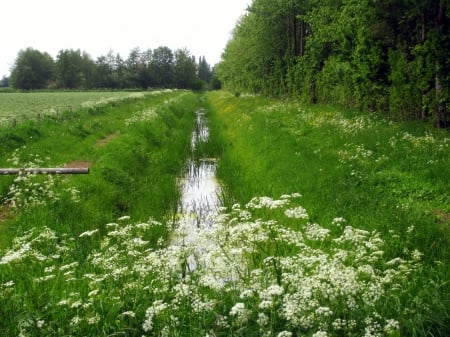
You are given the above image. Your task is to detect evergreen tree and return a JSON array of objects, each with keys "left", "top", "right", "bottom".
[
  {"left": 197, "top": 56, "right": 212, "bottom": 86},
  {"left": 0, "top": 75, "right": 9, "bottom": 88}
]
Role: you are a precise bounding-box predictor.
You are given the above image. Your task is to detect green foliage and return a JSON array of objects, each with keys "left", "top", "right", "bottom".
[
  {"left": 9, "top": 48, "right": 54, "bottom": 90},
  {"left": 218, "top": 0, "right": 450, "bottom": 125},
  {"left": 55, "top": 49, "right": 95, "bottom": 89},
  {"left": 206, "top": 91, "right": 449, "bottom": 335},
  {"left": 388, "top": 50, "right": 423, "bottom": 120},
  {"left": 0, "top": 90, "right": 197, "bottom": 243},
  {"left": 0, "top": 92, "right": 449, "bottom": 336},
  {"left": 9, "top": 46, "right": 213, "bottom": 91}
]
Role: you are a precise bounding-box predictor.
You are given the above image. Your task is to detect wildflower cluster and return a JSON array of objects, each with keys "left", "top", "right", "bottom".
[
  {"left": 80, "top": 92, "right": 148, "bottom": 110},
  {"left": 338, "top": 143, "right": 374, "bottom": 164},
  {"left": 388, "top": 131, "right": 450, "bottom": 156},
  {"left": 125, "top": 107, "right": 158, "bottom": 125},
  {"left": 0, "top": 194, "right": 424, "bottom": 336},
  {"left": 124, "top": 91, "right": 188, "bottom": 125},
  {"left": 329, "top": 114, "right": 387, "bottom": 135},
  {"left": 2, "top": 148, "right": 80, "bottom": 210}
]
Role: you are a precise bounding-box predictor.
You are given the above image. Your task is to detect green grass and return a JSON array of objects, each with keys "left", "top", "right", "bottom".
[
  {"left": 0, "top": 90, "right": 448, "bottom": 336},
  {"left": 0, "top": 90, "right": 157, "bottom": 126},
  {"left": 205, "top": 91, "right": 450, "bottom": 336},
  {"left": 0, "top": 90, "right": 199, "bottom": 248}
]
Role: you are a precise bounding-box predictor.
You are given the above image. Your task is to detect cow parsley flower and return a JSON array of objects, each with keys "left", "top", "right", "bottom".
[{"left": 284, "top": 206, "right": 309, "bottom": 219}]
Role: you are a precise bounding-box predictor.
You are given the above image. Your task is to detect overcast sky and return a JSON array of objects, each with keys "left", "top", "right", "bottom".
[{"left": 1, "top": 0, "right": 250, "bottom": 77}]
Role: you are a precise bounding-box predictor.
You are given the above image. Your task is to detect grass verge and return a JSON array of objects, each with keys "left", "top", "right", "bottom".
[
  {"left": 205, "top": 91, "right": 449, "bottom": 336},
  {"left": 0, "top": 90, "right": 448, "bottom": 336}
]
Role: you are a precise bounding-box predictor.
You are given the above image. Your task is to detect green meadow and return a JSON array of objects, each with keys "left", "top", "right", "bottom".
[
  {"left": 0, "top": 91, "right": 448, "bottom": 336},
  {"left": 0, "top": 91, "right": 152, "bottom": 126}
]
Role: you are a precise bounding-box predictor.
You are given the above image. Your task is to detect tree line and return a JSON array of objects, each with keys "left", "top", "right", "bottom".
[
  {"left": 6, "top": 47, "right": 219, "bottom": 91},
  {"left": 217, "top": 0, "right": 450, "bottom": 126}
]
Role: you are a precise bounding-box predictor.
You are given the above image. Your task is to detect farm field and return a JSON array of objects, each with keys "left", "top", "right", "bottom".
[
  {"left": 0, "top": 90, "right": 449, "bottom": 336},
  {"left": 0, "top": 90, "right": 164, "bottom": 126}
]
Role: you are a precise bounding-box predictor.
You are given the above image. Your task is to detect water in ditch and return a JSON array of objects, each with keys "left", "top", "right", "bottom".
[{"left": 172, "top": 108, "right": 221, "bottom": 270}]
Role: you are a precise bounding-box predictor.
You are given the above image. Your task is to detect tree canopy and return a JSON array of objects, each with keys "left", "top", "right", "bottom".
[
  {"left": 9, "top": 48, "right": 54, "bottom": 90},
  {"left": 9, "top": 46, "right": 213, "bottom": 91},
  {"left": 217, "top": 0, "right": 450, "bottom": 126}
]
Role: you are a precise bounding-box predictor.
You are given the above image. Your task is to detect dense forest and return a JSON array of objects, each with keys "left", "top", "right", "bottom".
[
  {"left": 4, "top": 47, "right": 217, "bottom": 91},
  {"left": 217, "top": 0, "right": 450, "bottom": 126}
]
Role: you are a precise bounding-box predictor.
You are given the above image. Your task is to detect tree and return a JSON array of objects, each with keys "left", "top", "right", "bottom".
[
  {"left": 174, "top": 49, "right": 197, "bottom": 89},
  {"left": 55, "top": 49, "right": 95, "bottom": 89},
  {"left": 9, "top": 48, "right": 54, "bottom": 89},
  {"left": 197, "top": 56, "right": 212, "bottom": 86},
  {"left": 218, "top": 0, "right": 449, "bottom": 125},
  {"left": 218, "top": 0, "right": 306, "bottom": 95},
  {"left": 124, "top": 47, "right": 152, "bottom": 89},
  {"left": 150, "top": 46, "right": 174, "bottom": 88},
  {"left": 0, "top": 76, "right": 9, "bottom": 87}
]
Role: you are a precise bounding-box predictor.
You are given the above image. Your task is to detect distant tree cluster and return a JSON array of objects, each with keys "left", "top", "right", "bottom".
[
  {"left": 218, "top": 0, "right": 450, "bottom": 126},
  {"left": 8, "top": 47, "right": 218, "bottom": 91}
]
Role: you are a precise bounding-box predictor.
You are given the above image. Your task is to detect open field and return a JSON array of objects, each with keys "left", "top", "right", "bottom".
[
  {"left": 0, "top": 90, "right": 448, "bottom": 336},
  {"left": 0, "top": 91, "right": 162, "bottom": 126}
]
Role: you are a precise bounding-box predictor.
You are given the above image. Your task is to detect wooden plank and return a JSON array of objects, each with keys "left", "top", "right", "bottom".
[{"left": 0, "top": 168, "right": 89, "bottom": 175}]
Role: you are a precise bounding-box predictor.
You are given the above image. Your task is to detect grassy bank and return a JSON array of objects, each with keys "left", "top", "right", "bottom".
[
  {"left": 0, "top": 90, "right": 199, "bottom": 247},
  {"left": 205, "top": 91, "right": 449, "bottom": 336},
  {"left": 0, "top": 90, "right": 448, "bottom": 336}
]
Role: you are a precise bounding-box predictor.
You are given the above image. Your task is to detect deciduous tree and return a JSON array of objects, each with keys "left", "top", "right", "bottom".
[{"left": 9, "top": 48, "right": 54, "bottom": 89}]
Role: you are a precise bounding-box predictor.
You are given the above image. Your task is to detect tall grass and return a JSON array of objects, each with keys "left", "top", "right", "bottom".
[
  {"left": 205, "top": 91, "right": 450, "bottom": 336},
  {"left": 0, "top": 90, "right": 448, "bottom": 336},
  {"left": 0, "top": 90, "right": 198, "bottom": 248}
]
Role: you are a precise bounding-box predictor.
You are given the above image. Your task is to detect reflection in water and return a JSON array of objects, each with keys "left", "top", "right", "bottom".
[
  {"left": 179, "top": 159, "right": 220, "bottom": 229},
  {"left": 172, "top": 109, "right": 221, "bottom": 270}
]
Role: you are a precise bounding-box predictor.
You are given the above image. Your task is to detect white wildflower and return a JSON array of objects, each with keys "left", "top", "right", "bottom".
[
  {"left": 257, "top": 312, "right": 269, "bottom": 326},
  {"left": 88, "top": 289, "right": 99, "bottom": 297},
  {"left": 122, "top": 311, "right": 136, "bottom": 318},
  {"left": 70, "top": 316, "right": 82, "bottom": 326},
  {"left": 277, "top": 331, "right": 293, "bottom": 337},
  {"left": 332, "top": 217, "right": 346, "bottom": 227},
  {"left": 312, "top": 332, "right": 328, "bottom": 337},
  {"left": 315, "top": 306, "right": 333, "bottom": 317},
  {"left": 258, "top": 300, "right": 273, "bottom": 309},
  {"left": 230, "top": 302, "right": 245, "bottom": 316},
  {"left": 284, "top": 206, "right": 309, "bottom": 219},
  {"left": 384, "top": 319, "right": 400, "bottom": 333},
  {"left": 87, "top": 314, "right": 100, "bottom": 324},
  {"left": 79, "top": 229, "right": 98, "bottom": 237},
  {"left": 406, "top": 225, "right": 415, "bottom": 234}
]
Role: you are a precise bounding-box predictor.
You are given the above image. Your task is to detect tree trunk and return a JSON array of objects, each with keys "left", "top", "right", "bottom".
[{"left": 434, "top": 1, "right": 446, "bottom": 127}]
